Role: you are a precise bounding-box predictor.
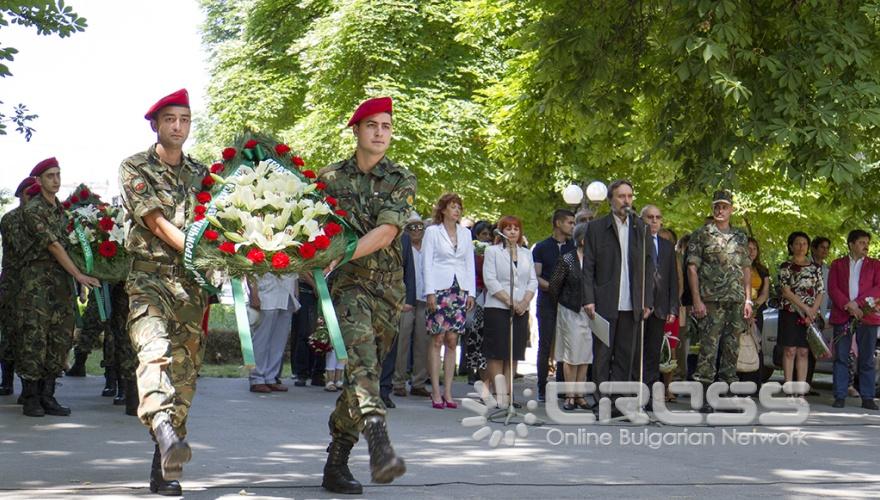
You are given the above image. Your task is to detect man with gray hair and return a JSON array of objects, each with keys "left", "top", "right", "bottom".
[{"left": 640, "top": 205, "right": 679, "bottom": 408}]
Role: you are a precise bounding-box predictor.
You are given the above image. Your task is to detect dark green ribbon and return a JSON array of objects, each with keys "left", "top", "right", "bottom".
[
  {"left": 73, "top": 218, "right": 107, "bottom": 322},
  {"left": 242, "top": 144, "right": 268, "bottom": 164},
  {"left": 230, "top": 277, "right": 256, "bottom": 368}
]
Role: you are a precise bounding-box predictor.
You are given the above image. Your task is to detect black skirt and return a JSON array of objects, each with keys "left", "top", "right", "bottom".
[
  {"left": 481, "top": 307, "right": 529, "bottom": 361},
  {"left": 778, "top": 309, "right": 809, "bottom": 348}
]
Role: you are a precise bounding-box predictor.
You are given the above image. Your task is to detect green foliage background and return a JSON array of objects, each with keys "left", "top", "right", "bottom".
[{"left": 196, "top": 0, "right": 880, "bottom": 265}]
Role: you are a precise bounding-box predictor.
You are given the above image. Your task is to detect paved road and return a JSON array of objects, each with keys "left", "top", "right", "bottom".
[{"left": 1, "top": 374, "right": 880, "bottom": 499}]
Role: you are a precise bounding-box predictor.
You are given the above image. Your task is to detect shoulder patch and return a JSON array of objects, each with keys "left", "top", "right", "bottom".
[{"left": 131, "top": 177, "right": 147, "bottom": 194}]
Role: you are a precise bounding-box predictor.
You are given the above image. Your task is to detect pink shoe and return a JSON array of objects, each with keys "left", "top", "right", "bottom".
[
  {"left": 443, "top": 397, "right": 457, "bottom": 409},
  {"left": 432, "top": 399, "right": 445, "bottom": 409}
]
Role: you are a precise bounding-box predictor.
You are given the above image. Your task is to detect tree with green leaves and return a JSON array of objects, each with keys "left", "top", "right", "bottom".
[{"left": 0, "top": 1, "right": 87, "bottom": 139}]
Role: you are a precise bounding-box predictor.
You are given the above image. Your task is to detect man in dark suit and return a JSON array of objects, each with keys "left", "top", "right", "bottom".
[
  {"left": 583, "top": 180, "right": 655, "bottom": 396},
  {"left": 640, "top": 205, "right": 679, "bottom": 401}
]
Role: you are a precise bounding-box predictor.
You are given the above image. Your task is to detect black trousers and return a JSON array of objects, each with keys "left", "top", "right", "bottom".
[
  {"left": 593, "top": 311, "right": 637, "bottom": 390},
  {"left": 643, "top": 315, "right": 665, "bottom": 388},
  {"left": 537, "top": 304, "right": 563, "bottom": 396},
  {"left": 289, "top": 288, "right": 325, "bottom": 379}
]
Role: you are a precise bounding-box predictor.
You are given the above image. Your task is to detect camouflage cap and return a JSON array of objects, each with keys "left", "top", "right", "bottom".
[{"left": 712, "top": 190, "right": 733, "bottom": 205}]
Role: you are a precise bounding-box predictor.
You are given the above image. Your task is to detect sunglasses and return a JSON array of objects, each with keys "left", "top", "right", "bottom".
[{"left": 406, "top": 224, "right": 425, "bottom": 231}]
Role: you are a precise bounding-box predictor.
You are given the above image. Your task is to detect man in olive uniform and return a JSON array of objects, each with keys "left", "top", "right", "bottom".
[
  {"left": 119, "top": 88, "right": 207, "bottom": 496},
  {"left": 687, "top": 190, "right": 752, "bottom": 413},
  {"left": 0, "top": 177, "right": 37, "bottom": 396},
  {"left": 18, "top": 158, "right": 101, "bottom": 417},
  {"left": 319, "top": 97, "right": 416, "bottom": 495}
]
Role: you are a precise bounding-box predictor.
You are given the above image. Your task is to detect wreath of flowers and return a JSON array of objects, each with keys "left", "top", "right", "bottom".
[
  {"left": 188, "top": 134, "right": 352, "bottom": 279},
  {"left": 308, "top": 316, "right": 333, "bottom": 354},
  {"left": 63, "top": 183, "right": 131, "bottom": 283}
]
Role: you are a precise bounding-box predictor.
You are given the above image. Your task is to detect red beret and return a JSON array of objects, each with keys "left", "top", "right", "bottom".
[
  {"left": 347, "top": 97, "right": 393, "bottom": 126},
  {"left": 144, "top": 88, "right": 190, "bottom": 120},
  {"left": 25, "top": 182, "right": 42, "bottom": 197},
  {"left": 30, "top": 157, "right": 59, "bottom": 177},
  {"left": 14, "top": 177, "right": 36, "bottom": 197}
]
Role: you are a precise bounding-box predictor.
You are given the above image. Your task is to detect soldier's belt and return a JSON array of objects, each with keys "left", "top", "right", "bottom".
[
  {"left": 344, "top": 266, "right": 404, "bottom": 284},
  {"left": 131, "top": 260, "right": 180, "bottom": 276}
]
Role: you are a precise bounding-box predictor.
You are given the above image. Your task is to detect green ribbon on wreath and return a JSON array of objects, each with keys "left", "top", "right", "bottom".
[
  {"left": 310, "top": 225, "right": 358, "bottom": 362},
  {"left": 242, "top": 144, "right": 268, "bottom": 164},
  {"left": 230, "top": 277, "right": 255, "bottom": 368},
  {"left": 73, "top": 218, "right": 107, "bottom": 322}
]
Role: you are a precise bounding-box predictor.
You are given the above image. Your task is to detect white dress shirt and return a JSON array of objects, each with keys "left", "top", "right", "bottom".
[
  {"left": 482, "top": 244, "right": 539, "bottom": 310},
  {"left": 254, "top": 273, "right": 300, "bottom": 312},
  {"left": 413, "top": 245, "right": 426, "bottom": 301},
  {"left": 422, "top": 223, "right": 477, "bottom": 296},
  {"left": 849, "top": 256, "right": 864, "bottom": 301},
  {"left": 615, "top": 215, "right": 633, "bottom": 311}
]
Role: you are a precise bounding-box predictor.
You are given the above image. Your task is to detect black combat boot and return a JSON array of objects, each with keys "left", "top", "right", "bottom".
[
  {"left": 21, "top": 379, "right": 45, "bottom": 417},
  {"left": 66, "top": 351, "right": 88, "bottom": 377},
  {"left": 113, "top": 373, "right": 125, "bottom": 405},
  {"left": 699, "top": 383, "right": 714, "bottom": 414},
  {"left": 362, "top": 415, "right": 406, "bottom": 484},
  {"left": 0, "top": 361, "right": 14, "bottom": 396},
  {"left": 125, "top": 379, "right": 139, "bottom": 416},
  {"left": 321, "top": 440, "right": 363, "bottom": 494},
  {"left": 149, "top": 444, "right": 182, "bottom": 496},
  {"left": 40, "top": 378, "right": 71, "bottom": 416},
  {"left": 102, "top": 366, "right": 117, "bottom": 397},
  {"left": 153, "top": 415, "right": 191, "bottom": 481}
]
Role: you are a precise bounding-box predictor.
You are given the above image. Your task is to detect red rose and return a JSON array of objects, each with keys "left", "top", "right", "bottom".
[
  {"left": 202, "top": 176, "right": 215, "bottom": 188},
  {"left": 324, "top": 196, "right": 337, "bottom": 207},
  {"left": 334, "top": 209, "right": 348, "bottom": 217},
  {"left": 244, "top": 139, "right": 258, "bottom": 149},
  {"left": 66, "top": 221, "right": 73, "bottom": 232},
  {"left": 315, "top": 181, "right": 327, "bottom": 191},
  {"left": 274, "top": 144, "right": 291, "bottom": 155},
  {"left": 98, "top": 216, "right": 115, "bottom": 231},
  {"left": 302, "top": 170, "right": 316, "bottom": 179},
  {"left": 324, "top": 222, "right": 342, "bottom": 237},
  {"left": 80, "top": 189, "right": 90, "bottom": 199},
  {"left": 194, "top": 214, "right": 205, "bottom": 221},
  {"left": 204, "top": 229, "right": 219, "bottom": 241},
  {"left": 246, "top": 248, "right": 265, "bottom": 264},
  {"left": 70, "top": 195, "right": 80, "bottom": 203},
  {"left": 222, "top": 147, "right": 237, "bottom": 160},
  {"left": 194, "top": 205, "right": 207, "bottom": 216},
  {"left": 271, "top": 252, "right": 290, "bottom": 269},
  {"left": 98, "top": 240, "right": 118, "bottom": 258},
  {"left": 210, "top": 163, "right": 224, "bottom": 174},
  {"left": 197, "top": 192, "right": 212, "bottom": 204},
  {"left": 62, "top": 201, "right": 72, "bottom": 209},
  {"left": 298, "top": 243, "right": 316, "bottom": 259},
  {"left": 292, "top": 156, "right": 305, "bottom": 167},
  {"left": 218, "top": 241, "right": 236, "bottom": 254},
  {"left": 313, "top": 235, "right": 331, "bottom": 250}
]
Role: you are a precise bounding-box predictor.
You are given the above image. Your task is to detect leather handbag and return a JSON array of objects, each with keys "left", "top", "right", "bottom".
[{"left": 736, "top": 325, "right": 760, "bottom": 372}]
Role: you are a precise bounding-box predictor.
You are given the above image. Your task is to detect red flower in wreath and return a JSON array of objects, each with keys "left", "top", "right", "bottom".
[
  {"left": 194, "top": 214, "right": 205, "bottom": 222},
  {"left": 246, "top": 248, "right": 266, "bottom": 264},
  {"left": 313, "top": 235, "right": 331, "bottom": 250},
  {"left": 334, "top": 209, "right": 348, "bottom": 217},
  {"left": 324, "top": 195, "right": 337, "bottom": 207},
  {"left": 222, "top": 147, "right": 237, "bottom": 161},
  {"left": 315, "top": 181, "right": 327, "bottom": 191},
  {"left": 302, "top": 170, "right": 316, "bottom": 179},
  {"left": 204, "top": 229, "right": 219, "bottom": 241},
  {"left": 194, "top": 205, "right": 207, "bottom": 216},
  {"left": 218, "top": 241, "right": 236, "bottom": 254},
  {"left": 197, "top": 192, "right": 212, "bottom": 204},
  {"left": 274, "top": 143, "right": 291, "bottom": 155},
  {"left": 98, "top": 240, "right": 118, "bottom": 258},
  {"left": 202, "top": 176, "right": 215, "bottom": 188},
  {"left": 79, "top": 189, "right": 90, "bottom": 199},
  {"left": 210, "top": 163, "right": 224, "bottom": 174},
  {"left": 70, "top": 195, "right": 80, "bottom": 203},
  {"left": 271, "top": 252, "right": 290, "bottom": 269},
  {"left": 298, "top": 242, "right": 316, "bottom": 259},
  {"left": 324, "top": 222, "right": 342, "bottom": 237},
  {"left": 62, "top": 201, "right": 72, "bottom": 209},
  {"left": 293, "top": 156, "right": 305, "bottom": 167},
  {"left": 244, "top": 139, "right": 258, "bottom": 149},
  {"left": 98, "top": 216, "right": 115, "bottom": 232}
]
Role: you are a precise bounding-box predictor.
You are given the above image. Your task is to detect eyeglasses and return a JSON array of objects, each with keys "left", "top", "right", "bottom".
[
  {"left": 406, "top": 224, "right": 425, "bottom": 231},
  {"left": 644, "top": 215, "right": 662, "bottom": 220}
]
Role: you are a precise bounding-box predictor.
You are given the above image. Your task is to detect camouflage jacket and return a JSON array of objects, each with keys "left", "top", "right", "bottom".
[
  {"left": 686, "top": 223, "right": 749, "bottom": 303},
  {"left": 22, "top": 193, "right": 69, "bottom": 267},
  {"left": 319, "top": 155, "right": 417, "bottom": 276},
  {"left": 119, "top": 144, "right": 207, "bottom": 266},
  {"left": 1, "top": 205, "right": 31, "bottom": 275}
]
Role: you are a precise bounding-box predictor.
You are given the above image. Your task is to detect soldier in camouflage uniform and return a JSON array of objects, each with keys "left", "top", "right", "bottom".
[
  {"left": 0, "top": 177, "right": 37, "bottom": 396},
  {"left": 66, "top": 298, "right": 103, "bottom": 378},
  {"left": 319, "top": 97, "right": 416, "bottom": 495},
  {"left": 686, "top": 190, "right": 753, "bottom": 413},
  {"left": 119, "top": 89, "right": 206, "bottom": 496},
  {"left": 18, "top": 158, "right": 101, "bottom": 417}
]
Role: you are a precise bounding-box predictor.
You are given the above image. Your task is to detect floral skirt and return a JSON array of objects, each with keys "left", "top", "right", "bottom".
[
  {"left": 465, "top": 304, "right": 487, "bottom": 371},
  {"left": 426, "top": 277, "right": 468, "bottom": 336}
]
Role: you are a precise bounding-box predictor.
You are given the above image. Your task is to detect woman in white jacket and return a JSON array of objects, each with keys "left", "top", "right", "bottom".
[
  {"left": 481, "top": 215, "right": 537, "bottom": 400},
  {"left": 422, "top": 193, "right": 476, "bottom": 409}
]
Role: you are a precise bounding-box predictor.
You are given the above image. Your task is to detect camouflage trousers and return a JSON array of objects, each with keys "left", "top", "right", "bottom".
[
  {"left": 0, "top": 273, "right": 20, "bottom": 364},
  {"left": 694, "top": 301, "right": 745, "bottom": 385},
  {"left": 16, "top": 264, "right": 75, "bottom": 381},
  {"left": 126, "top": 270, "right": 206, "bottom": 438},
  {"left": 76, "top": 283, "right": 137, "bottom": 379},
  {"left": 328, "top": 272, "right": 403, "bottom": 445}
]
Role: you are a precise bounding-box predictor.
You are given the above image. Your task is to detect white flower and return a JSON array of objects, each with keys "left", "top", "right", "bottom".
[
  {"left": 242, "top": 216, "right": 297, "bottom": 251},
  {"left": 108, "top": 225, "right": 126, "bottom": 244}
]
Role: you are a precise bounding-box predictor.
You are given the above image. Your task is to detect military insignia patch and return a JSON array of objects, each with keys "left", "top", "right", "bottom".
[
  {"left": 131, "top": 177, "right": 147, "bottom": 194},
  {"left": 406, "top": 195, "right": 414, "bottom": 205}
]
